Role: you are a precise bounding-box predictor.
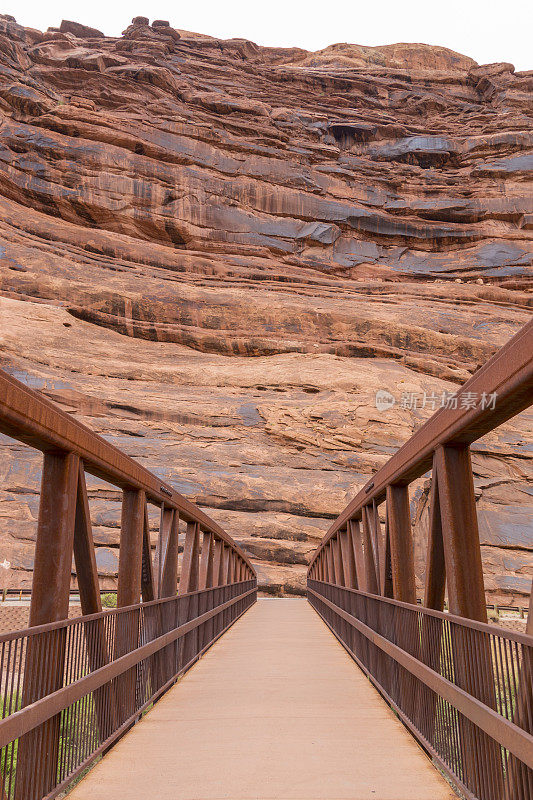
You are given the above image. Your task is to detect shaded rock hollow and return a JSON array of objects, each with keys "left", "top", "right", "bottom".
[{"left": 0, "top": 14, "right": 531, "bottom": 601}]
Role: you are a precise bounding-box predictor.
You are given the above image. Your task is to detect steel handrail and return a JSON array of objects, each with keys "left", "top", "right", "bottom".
[
  {"left": 0, "top": 369, "right": 255, "bottom": 571},
  {"left": 309, "top": 317, "right": 533, "bottom": 567}
]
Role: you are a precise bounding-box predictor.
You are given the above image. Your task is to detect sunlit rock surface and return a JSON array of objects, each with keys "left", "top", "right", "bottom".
[{"left": 0, "top": 15, "right": 531, "bottom": 601}]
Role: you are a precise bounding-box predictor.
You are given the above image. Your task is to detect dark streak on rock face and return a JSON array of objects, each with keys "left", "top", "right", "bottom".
[{"left": 0, "top": 16, "right": 531, "bottom": 600}]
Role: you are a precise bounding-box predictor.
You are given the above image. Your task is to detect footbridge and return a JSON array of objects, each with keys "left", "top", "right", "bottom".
[{"left": 0, "top": 319, "right": 531, "bottom": 800}]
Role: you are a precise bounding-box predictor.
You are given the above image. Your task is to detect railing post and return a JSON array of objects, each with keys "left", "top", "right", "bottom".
[
  {"left": 220, "top": 544, "right": 228, "bottom": 584},
  {"left": 141, "top": 500, "right": 155, "bottom": 602},
  {"left": 385, "top": 483, "right": 418, "bottom": 720},
  {"left": 381, "top": 513, "right": 393, "bottom": 598},
  {"left": 213, "top": 538, "right": 224, "bottom": 586},
  {"left": 220, "top": 544, "right": 231, "bottom": 628},
  {"left": 117, "top": 489, "right": 145, "bottom": 607},
  {"left": 73, "top": 463, "right": 117, "bottom": 743},
  {"left": 155, "top": 504, "right": 172, "bottom": 598},
  {"left": 115, "top": 488, "right": 145, "bottom": 726},
  {"left": 141, "top": 501, "right": 166, "bottom": 690},
  {"left": 362, "top": 506, "right": 379, "bottom": 594},
  {"left": 386, "top": 485, "right": 416, "bottom": 604},
  {"left": 16, "top": 451, "right": 79, "bottom": 800},
  {"left": 158, "top": 508, "right": 179, "bottom": 678},
  {"left": 159, "top": 509, "right": 179, "bottom": 598},
  {"left": 371, "top": 502, "right": 383, "bottom": 593},
  {"left": 227, "top": 549, "right": 236, "bottom": 585},
  {"left": 179, "top": 522, "right": 201, "bottom": 666},
  {"left": 199, "top": 532, "right": 215, "bottom": 590},
  {"left": 339, "top": 528, "right": 356, "bottom": 589},
  {"left": 317, "top": 552, "right": 324, "bottom": 582},
  {"left": 198, "top": 532, "right": 215, "bottom": 648},
  {"left": 419, "top": 460, "right": 446, "bottom": 747},
  {"left": 30, "top": 452, "right": 80, "bottom": 624},
  {"left": 74, "top": 462, "right": 102, "bottom": 615},
  {"left": 435, "top": 445, "right": 486, "bottom": 621},
  {"left": 435, "top": 444, "right": 504, "bottom": 798},
  {"left": 332, "top": 536, "right": 345, "bottom": 587},
  {"left": 179, "top": 522, "right": 200, "bottom": 595},
  {"left": 424, "top": 460, "right": 446, "bottom": 612},
  {"left": 326, "top": 540, "right": 336, "bottom": 584},
  {"left": 348, "top": 519, "right": 365, "bottom": 591}
]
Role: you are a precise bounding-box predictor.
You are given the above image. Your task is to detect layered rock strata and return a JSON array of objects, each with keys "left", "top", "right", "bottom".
[{"left": 0, "top": 15, "right": 531, "bottom": 600}]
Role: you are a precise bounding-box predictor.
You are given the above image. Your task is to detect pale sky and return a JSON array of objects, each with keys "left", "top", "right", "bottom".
[{"left": 3, "top": 0, "right": 532, "bottom": 72}]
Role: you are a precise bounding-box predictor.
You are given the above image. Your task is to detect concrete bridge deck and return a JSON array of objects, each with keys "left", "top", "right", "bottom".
[{"left": 68, "top": 598, "right": 455, "bottom": 800}]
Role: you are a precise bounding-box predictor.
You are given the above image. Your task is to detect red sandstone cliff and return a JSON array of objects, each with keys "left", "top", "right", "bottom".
[{"left": 0, "top": 15, "right": 531, "bottom": 601}]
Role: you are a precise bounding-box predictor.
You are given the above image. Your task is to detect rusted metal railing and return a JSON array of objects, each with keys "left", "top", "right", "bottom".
[
  {"left": 309, "top": 581, "right": 532, "bottom": 800},
  {"left": 0, "top": 369, "right": 257, "bottom": 799},
  {"left": 307, "top": 318, "right": 533, "bottom": 800},
  {"left": 0, "top": 581, "right": 255, "bottom": 800}
]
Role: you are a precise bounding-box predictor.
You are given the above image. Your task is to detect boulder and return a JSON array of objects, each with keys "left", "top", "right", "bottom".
[{"left": 59, "top": 20, "right": 105, "bottom": 38}]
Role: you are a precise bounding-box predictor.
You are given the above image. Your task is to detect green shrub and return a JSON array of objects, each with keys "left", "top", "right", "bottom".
[{"left": 101, "top": 593, "right": 117, "bottom": 608}]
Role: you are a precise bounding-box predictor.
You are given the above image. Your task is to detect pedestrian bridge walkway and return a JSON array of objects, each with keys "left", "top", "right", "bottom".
[
  {"left": 68, "top": 599, "right": 454, "bottom": 800},
  {"left": 0, "top": 319, "right": 531, "bottom": 800}
]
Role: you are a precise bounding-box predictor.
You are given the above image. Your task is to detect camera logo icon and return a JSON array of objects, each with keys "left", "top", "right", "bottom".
[{"left": 375, "top": 390, "right": 395, "bottom": 412}]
